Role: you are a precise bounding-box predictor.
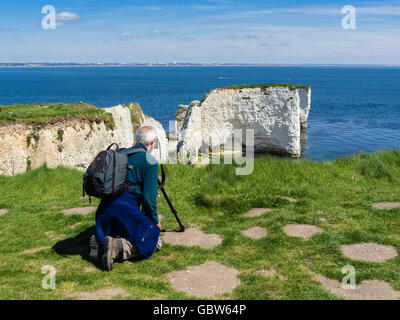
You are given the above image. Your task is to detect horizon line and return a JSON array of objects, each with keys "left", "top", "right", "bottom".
[{"left": 1, "top": 62, "right": 400, "bottom": 67}]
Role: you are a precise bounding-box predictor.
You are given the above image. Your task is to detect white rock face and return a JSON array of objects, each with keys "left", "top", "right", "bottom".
[
  {"left": 142, "top": 115, "right": 168, "bottom": 164},
  {"left": 298, "top": 87, "right": 311, "bottom": 129},
  {"left": 175, "top": 85, "right": 311, "bottom": 163},
  {"left": 175, "top": 104, "right": 190, "bottom": 140},
  {"left": 0, "top": 104, "right": 168, "bottom": 176}
]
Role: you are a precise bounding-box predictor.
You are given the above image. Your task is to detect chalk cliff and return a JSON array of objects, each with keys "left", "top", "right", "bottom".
[
  {"left": 0, "top": 103, "right": 167, "bottom": 176},
  {"left": 174, "top": 84, "right": 311, "bottom": 163}
]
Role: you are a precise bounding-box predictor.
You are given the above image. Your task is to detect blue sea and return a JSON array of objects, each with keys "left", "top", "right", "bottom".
[{"left": 0, "top": 66, "right": 399, "bottom": 161}]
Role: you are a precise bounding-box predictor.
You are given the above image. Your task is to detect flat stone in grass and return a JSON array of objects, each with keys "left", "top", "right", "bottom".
[
  {"left": 372, "top": 202, "right": 400, "bottom": 210},
  {"left": 22, "top": 246, "right": 51, "bottom": 254},
  {"left": 162, "top": 228, "right": 222, "bottom": 249},
  {"left": 69, "top": 222, "right": 82, "bottom": 229},
  {"left": 168, "top": 261, "right": 240, "bottom": 298},
  {"left": 61, "top": 206, "right": 97, "bottom": 215},
  {"left": 284, "top": 224, "right": 323, "bottom": 240},
  {"left": 45, "top": 231, "right": 65, "bottom": 241},
  {"left": 242, "top": 227, "right": 268, "bottom": 239},
  {"left": 67, "top": 288, "right": 129, "bottom": 300},
  {"left": 0, "top": 209, "right": 8, "bottom": 216},
  {"left": 84, "top": 266, "right": 97, "bottom": 273},
  {"left": 312, "top": 272, "right": 400, "bottom": 300},
  {"left": 341, "top": 243, "right": 398, "bottom": 262},
  {"left": 280, "top": 196, "right": 297, "bottom": 202},
  {"left": 244, "top": 208, "right": 274, "bottom": 217}
]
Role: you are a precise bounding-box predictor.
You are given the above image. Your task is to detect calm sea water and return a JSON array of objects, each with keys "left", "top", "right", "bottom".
[{"left": 0, "top": 66, "right": 399, "bottom": 161}]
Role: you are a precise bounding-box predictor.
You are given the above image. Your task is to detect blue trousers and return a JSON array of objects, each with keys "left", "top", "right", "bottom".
[{"left": 95, "top": 192, "right": 160, "bottom": 259}]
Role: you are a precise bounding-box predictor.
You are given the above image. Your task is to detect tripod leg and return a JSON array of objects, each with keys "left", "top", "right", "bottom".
[{"left": 159, "top": 186, "right": 185, "bottom": 232}]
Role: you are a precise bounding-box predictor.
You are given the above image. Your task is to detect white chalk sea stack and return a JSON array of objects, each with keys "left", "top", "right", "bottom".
[
  {"left": 174, "top": 84, "right": 311, "bottom": 163},
  {"left": 0, "top": 103, "right": 168, "bottom": 176}
]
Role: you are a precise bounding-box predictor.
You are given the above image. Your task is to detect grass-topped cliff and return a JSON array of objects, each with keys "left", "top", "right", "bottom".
[
  {"left": 0, "top": 150, "right": 399, "bottom": 299},
  {"left": 200, "top": 83, "right": 310, "bottom": 103},
  {"left": 222, "top": 83, "right": 310, "bottom": 91},
  {"left": 0, "top": 102, "right": 115, "bottom": 129}
]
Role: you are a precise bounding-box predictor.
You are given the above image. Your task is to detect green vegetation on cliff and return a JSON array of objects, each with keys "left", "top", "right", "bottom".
[
  {"left": 0, "top": 150, "right": 399, "bottom": 299},
  {"left": 222, "top": 83, "right": 310, "bottom": 91},
  {"left": 200, "top": 83, "right": 310, "bottom": 103},
  {"left": 0, "top": 102, "right": 115, "bottom": 129}
]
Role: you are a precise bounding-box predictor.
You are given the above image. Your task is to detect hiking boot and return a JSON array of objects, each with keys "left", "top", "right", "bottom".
[
  {"left": 89, "top": 234, "right": 101, "bottom": 262},
  {"left": 102, "top": 236, "right": 123, "bottom": 271},
  {"left": 155, "top": 238, "right": 162, "bottom": 252}
]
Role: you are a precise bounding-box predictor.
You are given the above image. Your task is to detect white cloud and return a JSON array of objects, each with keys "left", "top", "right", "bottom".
[
  {"left": 122, "top": 32, "right": 136, "bottom": 37},
  {"left": 201, "top": 4, "right": 400, "bottom": 22},
  {"left": 57, "top": 12, "right": 79, "bottom": 21},
  {"left": 55, "top": 12, "right": 79, "bottom": 26},
  {"left": 153, "top": 29, "right": 169, "bottom": 34}
]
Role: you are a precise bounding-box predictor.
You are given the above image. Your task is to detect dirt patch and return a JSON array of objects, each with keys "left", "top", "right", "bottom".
[
  {"left": 67, "top": 288, "right": 129, "bottom": 300},
  {"left": 284, "top": 224, "right": 323, "bottom": 240},
  {"left": 311, "top": 272, "right": 400, "bottom": 300},
  {"left": 0, "top": 209, "right": 8, "bottom": 216},
  {"left": 168, "top": 261, "right": 240, "bottom": 298},
  {"left": 242, "top": 227, "right": 268, "bottom": 239},
  {"left": 319, "top": 217, "right": 328, "bottom": 222},
  {"left": 341, "top": 242, "right": 398, "bottom": 262},
  {"left": 61, "top": 206, "right": 97, "bottom": 215},
  {"left": 84, "top": 266, "right": 97, "bottom": 273},
  {"left": 69, "top": 222, "right": 82, "bottom": 229},
  {"left": 158, "top": 214, "right": 163, "bottom": 222},
  {"left": 280, "top": 196, "right": 297, "bottom": 202},
  {"left": 372, "top": 202, "right": 400, "bottom": 210},
  {"left": 22, "top": 246, "right": 51, "bottom": 254},
  {"left": 45, "top": 231, "right": 65, "bottom": 241},
  {"left": 244, "top": 208, "right": 274, "bottom": 217},
  {"left": 162, "top": 228, "right": 223, "bottom": 249}
]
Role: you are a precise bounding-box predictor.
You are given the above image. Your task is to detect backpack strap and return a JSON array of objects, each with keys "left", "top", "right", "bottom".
[
  {"left": 107, "top": 143, "right": 120, "bottom": 151},
  {"left": 125, "top": 148, "right": 147, "bottom": 156},
  {"left": 124, "top": 148, "right": 148, "bottom": 191},
  {"left": 125, "top": 148, "right": 148, "bottom": 170}
]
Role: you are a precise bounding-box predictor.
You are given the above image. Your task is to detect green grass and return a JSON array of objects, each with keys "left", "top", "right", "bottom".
[
  {"left": 221, "top": 83, "right": 310, "bottom": 91},
  {"left": 0, "top": 102, "right": 115, "bottom": 129},
  {"left": 0, "top": 150, "right": 399, "bottom": 299},
  {"left": 200, "top": 83, "right": 310, "bottom": 103}
]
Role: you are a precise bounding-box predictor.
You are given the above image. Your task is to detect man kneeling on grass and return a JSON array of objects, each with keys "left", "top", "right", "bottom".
[{"left": 90, "top": 126, "right": 162, "bottom": 271}]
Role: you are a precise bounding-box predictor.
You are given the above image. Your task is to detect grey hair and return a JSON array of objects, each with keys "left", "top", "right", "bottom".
[{"left": 136, "top": 126, "right": 157, "bottom": 145}]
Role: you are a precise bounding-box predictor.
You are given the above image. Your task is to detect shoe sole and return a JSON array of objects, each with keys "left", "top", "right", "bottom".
[
  {"left": 89, "top": 235, "right": 99, "bottom": 262},
  {"left": 102, "top": 236, "right": 114, "bottom": 271}
]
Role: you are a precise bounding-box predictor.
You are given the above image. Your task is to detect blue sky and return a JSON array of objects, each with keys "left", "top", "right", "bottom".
[{"left": 1, "top": 0, "right": 400, "bottom": 64}]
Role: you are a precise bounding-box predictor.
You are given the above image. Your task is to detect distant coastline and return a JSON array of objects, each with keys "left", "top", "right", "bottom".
[{"left": 1, "top": 63, "right": 400, "bottom": 68}]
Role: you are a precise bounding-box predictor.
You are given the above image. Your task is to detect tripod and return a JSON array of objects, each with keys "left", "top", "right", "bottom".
[{"left": 158, "top": 164, "right": 185, "bottom": 233}]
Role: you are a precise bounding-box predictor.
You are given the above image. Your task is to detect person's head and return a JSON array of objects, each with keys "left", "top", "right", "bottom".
[{"left": 136, "top": 126, "right": 157, "bottom": 152}]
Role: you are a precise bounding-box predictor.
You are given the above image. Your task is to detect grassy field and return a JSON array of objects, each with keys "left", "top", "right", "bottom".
[
  {"left": 0, "top": 150, "right": 399, "bottom": 299},
  {"left": 0, "top": 102, "right": 114, "bottom": 128}
]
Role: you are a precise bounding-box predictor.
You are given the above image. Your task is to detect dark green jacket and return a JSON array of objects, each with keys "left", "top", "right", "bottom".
[{"left": 125, "top": 143, "right": 159, "bottom": 224}]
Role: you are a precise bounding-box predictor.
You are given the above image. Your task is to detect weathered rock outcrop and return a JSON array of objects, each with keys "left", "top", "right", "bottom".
[
  {"left": 174, "top": 84, "right": 311, "bottom": 163},
  {"left": 0, "top": 103, "right": 167, "bottom": 176}
]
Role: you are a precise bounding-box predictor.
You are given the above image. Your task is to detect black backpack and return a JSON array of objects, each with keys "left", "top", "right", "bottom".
[{"left": 82, "top": 143, "right": 147, "bottom": 202}]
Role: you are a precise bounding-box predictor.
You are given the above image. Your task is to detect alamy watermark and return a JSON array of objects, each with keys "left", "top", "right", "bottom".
[
  {"left": 341, "top": 265, "right": 356, "bottom": 289},
  {"left": 165, "top": 121, "right": 255, "bottom": 175},
  {"left": 342, "top": 5, "right": 357, "bottom": 30},
  {"left": 42, "top": 265, "right": 56, "bottom": 290},
  {"left": 41, "top": 5, "right": 56, "bottom": 30}
]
